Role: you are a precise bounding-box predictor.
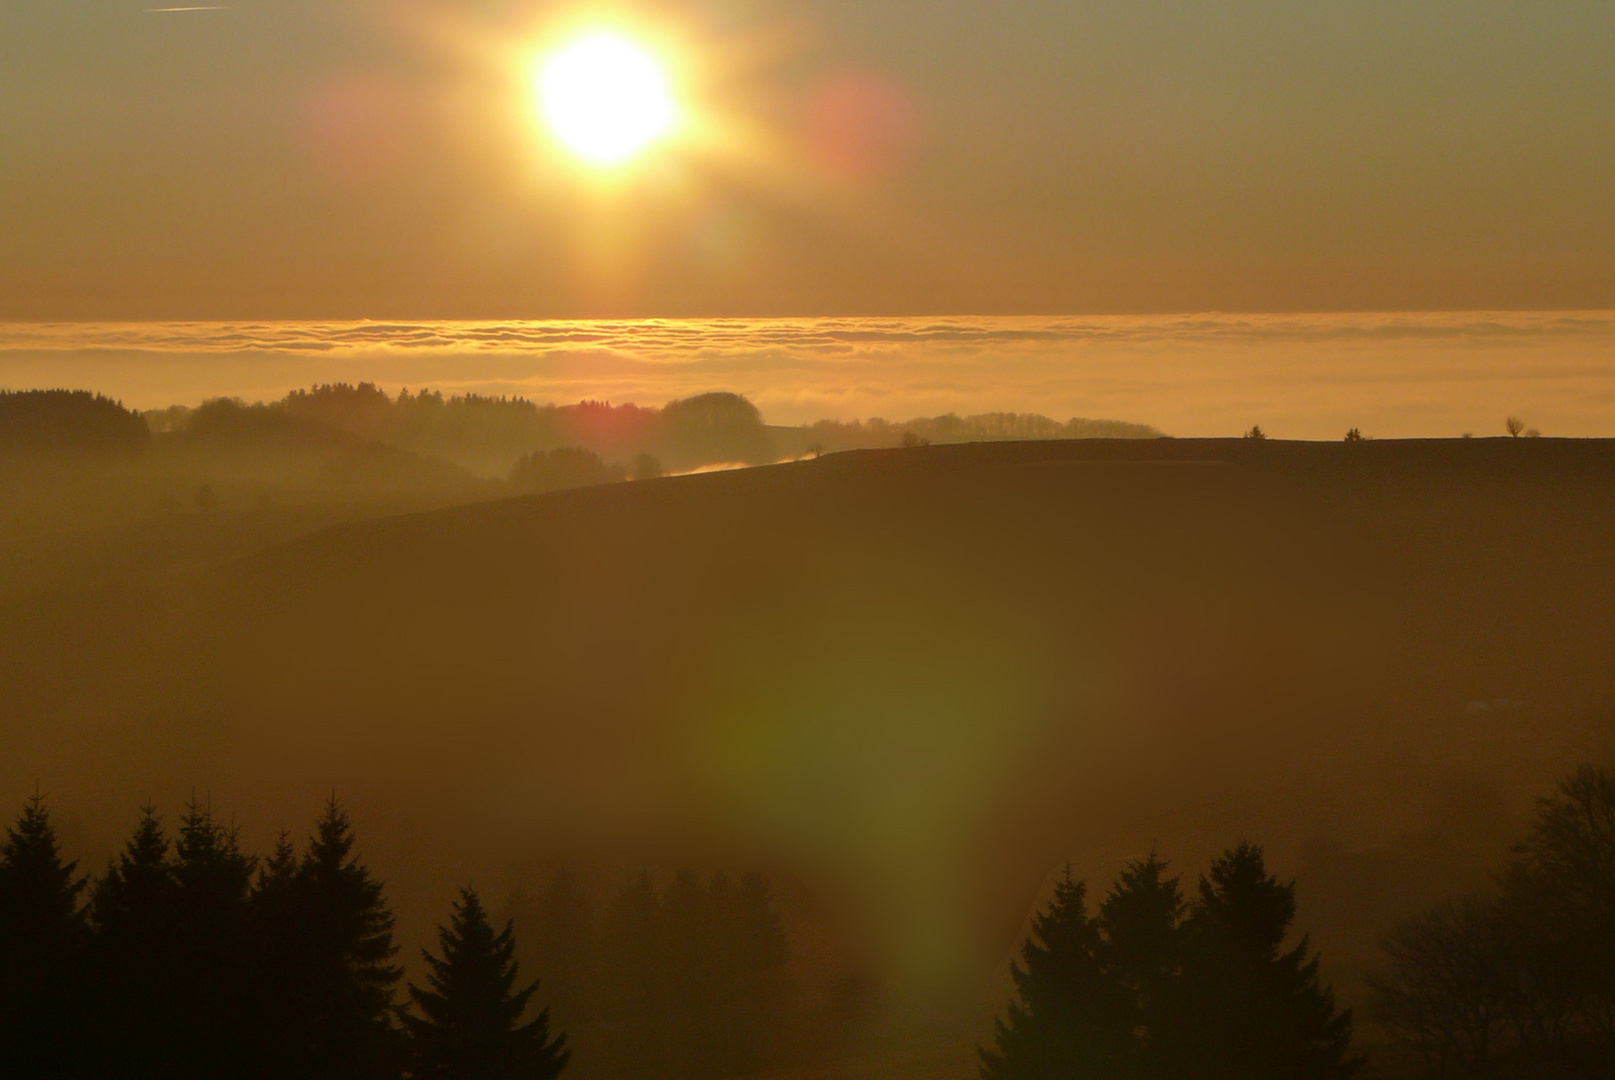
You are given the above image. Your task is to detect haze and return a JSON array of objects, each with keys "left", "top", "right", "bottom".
[
  {"left": 3, "top": 1, "right": 1612, "bottom": 319},
  {"left": 2, "top": 3, "right": 1613, "bottom": 1080}
]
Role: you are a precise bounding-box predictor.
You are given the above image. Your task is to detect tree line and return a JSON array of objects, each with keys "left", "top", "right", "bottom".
[
  {"left": 1370, "top": 765, "right": 1615, "bottom": 1077},
  {"left": 0, "top": 797, "right": 564, "bottom": 1080},
  {"left": 514, "top": 868, "right": 789, "bottom": 1079},
  {"left": 979, "top": 842, "right": 1361, "bottom": 1080},
  {"left": 0, "top": 390, "right": 149, "bottom": 454},
  {"left": 980, "top": 764, "right": 1615, "bottom": 1080}
]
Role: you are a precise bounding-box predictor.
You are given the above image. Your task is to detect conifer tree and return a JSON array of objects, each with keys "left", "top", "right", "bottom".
[
  {"left": 726, "top": 872, "right": 789, "bottom": 1074},
  {"left": 89, "top": 806, "right": 179, "bottom": 1079},
  {"left": 735, "top": 872, "right": 788, "bottom": 984},
  {"left": 1097, "top": 851, "right": 1183, "bottom": 1077},
  {"left": 661, "top": 868, "right": 714, "bottom": 1020},
  {"left": 980, "top": 868, "right": 1127, "bottom": 1080},
  {"left": 661, "top": 870, "right": 749, "bottom": 1078},
  {"left": 296, "top": 796, "right": 404, "bottom": 1080},
  {"left": 0, "top": 794, "right": 88, "bottom": 1078},
  {"left": 169, "top": 799, "right": 258, "bottom": 1079},
  {"left": 599, "top": 870, "right": 665, "bottom": 1077},
  {"left": 246, "top": 830, "right": 304, "bottom": 1080},
  {"left": 252, "top": 829, "right": 301, "bottom": 927},
  {"left": 1169, "top": 843, "right": 1361, "bottom": 1080},
  {"left": 601, "top": 870, "right": 660, "bottom": 1021},
  {"left": 405, "top": 887, "right": 569, "bottom": 1080}
]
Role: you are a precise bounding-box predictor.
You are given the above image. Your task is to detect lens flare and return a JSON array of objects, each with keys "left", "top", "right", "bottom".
[{"left": 538, "top": 34, "right": 675, "bottom": 165}]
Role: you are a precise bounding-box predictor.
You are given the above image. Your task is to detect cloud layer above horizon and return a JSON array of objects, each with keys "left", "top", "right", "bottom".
[{"left": 5, "top": 312, "right": 1614, "bottom": 440}]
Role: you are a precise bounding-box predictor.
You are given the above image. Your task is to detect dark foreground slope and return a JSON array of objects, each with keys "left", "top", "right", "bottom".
[{"left": 3, "top": 438, "right": 1613, "bottom": 1071}]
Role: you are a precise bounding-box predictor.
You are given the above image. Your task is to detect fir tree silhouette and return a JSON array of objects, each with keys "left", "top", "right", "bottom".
[
  {"left": 404, "top": 887, "right": 569, "bottom": 1080},
  {"left": 599, "top": 870, "right": 662, "bottom": 1076},
  {"left": 984, "top": 849, "right": 1359, "bottom": 1080},
  {"left": 1167, "top": 843, "right": 1361, "bottom": 1080},
  {"left": 602, "top": 870, "right": 660, "bottom": 1022},
  {"left": 89, "top": 805, "right": 179, "bottom": 1080},
  {"left": 293, "top": 796, "right": 404, "bottom": 1080},
  {"left": 246, "top": 829, "right": 304, "bottom": 1080},
  {"left": 725, "top": 872, "right": 789, "bottom": 1076},
  {"left": 0, "top": 794, "right": 89, "bottom": 1079},
  {"left": 980, "top": 868, "right": 1127, "bottom": 1080},
  {"left": 1097, "top": 851, "right": 1183, "bottom": 1077},
  {"left": 169, "top": 799, "right": 257, "bottom": 1079}
]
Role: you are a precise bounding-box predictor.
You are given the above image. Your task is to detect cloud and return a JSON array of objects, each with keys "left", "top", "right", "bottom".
[
  {"left": 5, "top": 312, "right": 1613, "bottom": 356},
  {"left": 3, "top": 313, "right": 1613, "bottom": 438}
]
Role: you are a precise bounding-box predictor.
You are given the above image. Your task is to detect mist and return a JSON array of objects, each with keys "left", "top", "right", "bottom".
[{"left": 4, "top": 386, "right": 1613, "bottom": 1075}]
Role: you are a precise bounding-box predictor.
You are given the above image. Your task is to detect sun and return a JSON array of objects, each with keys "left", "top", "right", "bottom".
[{"left": 537, "top": 34, "right": 676, "bottom": 165}]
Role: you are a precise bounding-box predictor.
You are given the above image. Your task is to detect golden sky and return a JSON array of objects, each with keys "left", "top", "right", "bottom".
[
  {"left": 2, "top": 1, "right": 1612, "bottom": 319},
  {"left": 5, "top": 312, "right": 1614, "bottom": 438}
]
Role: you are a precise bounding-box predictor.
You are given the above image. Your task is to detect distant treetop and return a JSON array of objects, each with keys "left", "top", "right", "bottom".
[{"left": 0, "top": 389, "right": 149, "bottom": 454}]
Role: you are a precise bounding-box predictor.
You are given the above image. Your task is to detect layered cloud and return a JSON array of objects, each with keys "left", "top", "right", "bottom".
[{"left": 4, "top": 312, "right": 1613, "bottom": 438}]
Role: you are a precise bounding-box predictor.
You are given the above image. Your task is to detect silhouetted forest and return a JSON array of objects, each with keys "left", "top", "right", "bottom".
[
  {"left": 4, "top": 769, "right": 1609, "bottom": 1076},
  {"left": 1370, "top": 766, "right": 1615, "bottom": 1078},
  {"left": 505, "top": 868, "right": 790, "bottom": 1079},
  {"left": 0, "top": 390, "right": 149, "bottom": 454},
  {"left": 0, "top": 382, "right": 1163, "bottom": 596},
  {"left": 967, "top": 766, "right": 1615, "bottom": 1080},
  {"left": 182, "top": 385, "right": 775, "bottom": 476},
  {"left": 801, "top": 412, "right": 1161, "bottom": 452},
  {"left": 510, "top": 447, "right": 627, "bottom": 493},
  {"left": 0, "top": 795, "right": 799, "bottom": 1080},
  {"left": 981, "top": 843, "right": 1360, "bottom": 1080},
  {"left": 139, "top": 383, "right": 1160, "bottom": 476}
]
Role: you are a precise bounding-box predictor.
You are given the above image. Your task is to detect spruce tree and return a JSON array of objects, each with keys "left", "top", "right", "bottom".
[
  {"left": 599, "top": 870, "right": 664, "bottom": 1077},
  {"left": 89, "top": 806, "right": 179, "bottom": 1080},
  {"left": 725, "top": 872, "right": 789, "bottom": 1076},
  {"left": 980, "top": 868, "right": 1128, "bottom": 1080},
  {"left": 296, "top": 796, "right": 404, "bottom": 1080},
  {"left": 1169, "top": 843, "right": 1361, "bottom": 1080},
  {"left": 660, "top": 867, "right": 714, "bottom": 1067},
  {"left": 734, "top": 872, "right": 788, "bottom": 983},
  {"left": 1097, "top": 851, "right": 1183, "bottom": 1079},
  {"left": 601, "top": 870, "right": 660, "bottom": 1019},
  {"left": 0, "top": 794, "right": 88, "bottom": 1078},
  {"left": 246, "top": 830, "right": 303, "bottom": 1080},
  {"left": 405, "top": 887, "right": 570, "bottom": 1080},
  {"left": 169, "top": 799, "right": 257, "bottom": 1080}
]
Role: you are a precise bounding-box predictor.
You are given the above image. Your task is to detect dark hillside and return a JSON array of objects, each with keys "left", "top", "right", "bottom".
[{"left": 2, "top": 437, "right": 1613, "bottom": 1075}]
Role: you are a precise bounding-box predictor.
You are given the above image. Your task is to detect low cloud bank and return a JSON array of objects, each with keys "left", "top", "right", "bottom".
[{"left": 4, "top": 312, "right": 1614, "bottom": 438}]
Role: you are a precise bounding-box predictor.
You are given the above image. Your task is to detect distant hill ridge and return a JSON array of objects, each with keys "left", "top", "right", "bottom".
[
  {"left": 0, "top": 389, "right": 149, "bottom": 453},
  {"left": 138, "top": 383, "right": 1163, "bottom": 476}
]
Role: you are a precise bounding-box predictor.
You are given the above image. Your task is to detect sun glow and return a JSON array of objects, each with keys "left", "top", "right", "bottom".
[{"left": 538, "top": 34, "right": 676, "bottom": 165}]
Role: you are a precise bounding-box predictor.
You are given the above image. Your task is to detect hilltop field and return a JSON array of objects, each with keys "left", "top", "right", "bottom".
[{"left": 3, "top": 389, "right": 1613, "bottom": 1076}]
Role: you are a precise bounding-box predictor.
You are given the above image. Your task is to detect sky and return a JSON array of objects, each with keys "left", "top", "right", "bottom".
[
  {"left": 3, "top": 1, "right": 1613, "bottom": 320},
  {"left": 5, "top": 312, "right": 1613, "bottom": 438}
]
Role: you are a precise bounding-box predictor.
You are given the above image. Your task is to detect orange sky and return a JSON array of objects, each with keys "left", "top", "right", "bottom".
[
  {"left": 2, "top": 1, "right": 1612, "bottom": 320},
  {"left": 5, "top": 313, "right": 1613, "bottom": 439}
]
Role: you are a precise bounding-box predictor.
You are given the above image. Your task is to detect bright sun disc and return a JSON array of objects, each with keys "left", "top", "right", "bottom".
[{"left": 539, "top": 34, "right": 675, "bottom": 164}]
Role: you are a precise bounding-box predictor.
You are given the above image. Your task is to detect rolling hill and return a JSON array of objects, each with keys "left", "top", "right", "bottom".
[{"left": 3, "top": 436, "right": 1613, "bottom": 1075}]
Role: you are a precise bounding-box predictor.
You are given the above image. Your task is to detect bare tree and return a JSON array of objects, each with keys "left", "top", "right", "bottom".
[
  {"left": 1371, "top": 898, "right": 1509, "bottom": 1078},
  {"left": 1505, "top": 416, "right": 1525, "bottom": 438},
  {"left": 1372, "top": 766, "right": 1615, "bottom": 1076}
]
